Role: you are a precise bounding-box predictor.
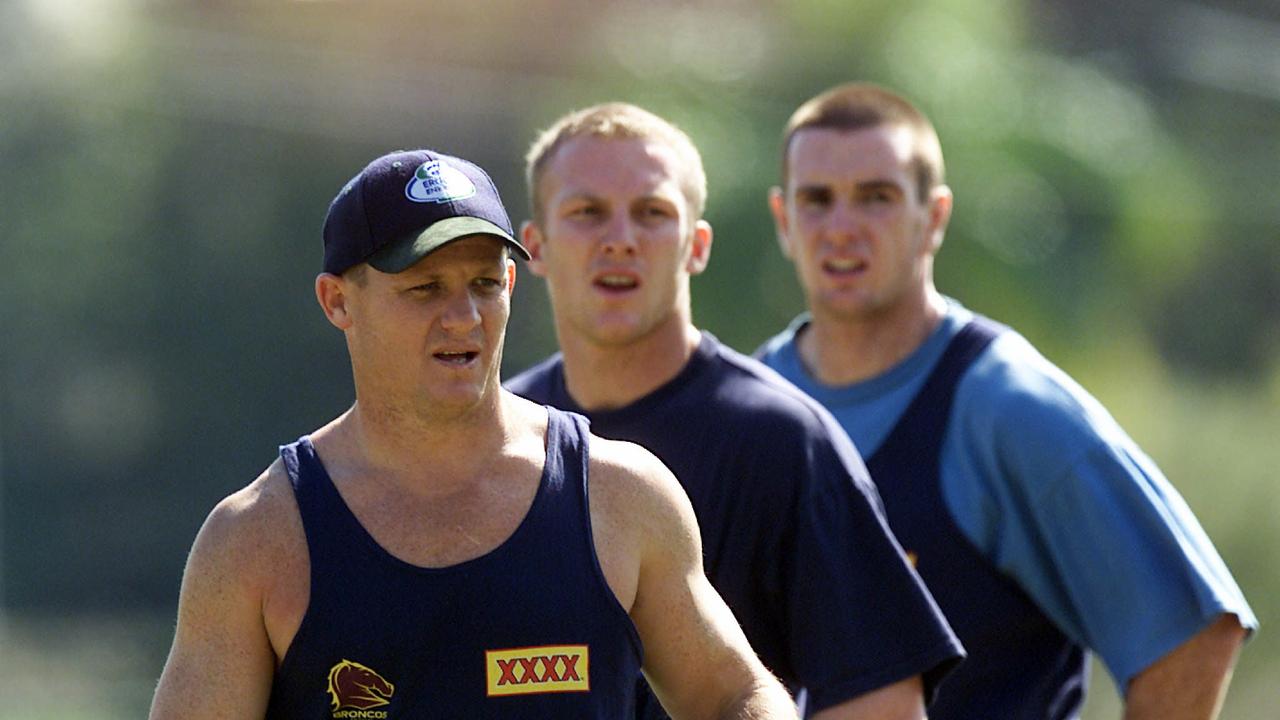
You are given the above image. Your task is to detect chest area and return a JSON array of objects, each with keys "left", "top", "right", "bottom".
[{"left": 337, "top": 474, "right": 541, "bottom": 569}]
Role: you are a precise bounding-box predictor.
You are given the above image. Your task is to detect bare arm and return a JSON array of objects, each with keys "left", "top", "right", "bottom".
[
  {"left": 810, "top": 675, "right": 925, "bottom": 720},
  {"left": 149, "top": 489, "right": 279, "bottom": 720},
  {"left": 602, "top": 442, "right": 797, "bottom": 720},
  {"left": 1123, "top": 614, "right": 1248, "bottom": 720}
]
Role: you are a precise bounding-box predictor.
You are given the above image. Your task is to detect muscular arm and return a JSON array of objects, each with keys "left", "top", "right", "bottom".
[
  {"left": 597, "top": 441, "right": 797, "bottom": 720},
  {"left": 149, "top": 484, "right": 281, "bottom": 720},
  {"left": 810, "top": 676, "right": 925, "bottom": 720},
  {"left": 1123, "top": 614, "right": 1248, "bottom": 720}
]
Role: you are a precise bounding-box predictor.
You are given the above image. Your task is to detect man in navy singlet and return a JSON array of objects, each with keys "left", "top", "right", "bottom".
[
  {"left": 150, "top": 148, "right": 801, "bottom": 719},
  {"left": 756, "top": 83, "right": 1255, "bottom": 719},
  {"left": 505, "top": 103, "right": 963, "bottom": 720}
]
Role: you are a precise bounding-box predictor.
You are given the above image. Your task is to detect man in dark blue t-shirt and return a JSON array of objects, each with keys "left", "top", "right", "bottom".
[{"left": 506, "top": 103, "right": 963, "bottom": 719}]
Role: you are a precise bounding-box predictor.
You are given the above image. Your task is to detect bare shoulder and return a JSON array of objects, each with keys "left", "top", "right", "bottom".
[
  {"left": 588, "top": 435, "right": 798, "bottom": 718},
  {"left": 150, "top": 460, "right": 301, "bottom": 719},
  {"left": 587, "top": 435, "right": 699, "bottom": 552},
  {"left": 189, "top": 459, "right": 305, "bottom": 594},
  {"left": 584, "top": 434, "right": 699, "bottom": 614}
]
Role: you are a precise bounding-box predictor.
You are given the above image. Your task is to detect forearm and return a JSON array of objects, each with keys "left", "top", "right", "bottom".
[
  {"left": 717, "top": 676, "right": 800, "bottom": 720},
  {"left": 1122, "top": 614, "right": 1247, "bottom": 720}
]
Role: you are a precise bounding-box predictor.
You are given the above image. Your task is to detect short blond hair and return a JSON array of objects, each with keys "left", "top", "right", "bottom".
[
  {"left": 782, "top": 83, "right": 944, "bottom": 204},
  {"left": 525, "top": 103, "right": 707, "bottom": 223}
]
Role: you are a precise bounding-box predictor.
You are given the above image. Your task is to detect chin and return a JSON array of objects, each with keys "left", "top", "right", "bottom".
[
  {"left": 573, "top": 316, "right": 648, "bottom": 347},
  {"left": 423, "top": 380, "right": 491, "bottom": 407}
]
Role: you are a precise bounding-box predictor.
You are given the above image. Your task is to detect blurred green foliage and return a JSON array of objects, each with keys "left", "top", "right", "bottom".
[{"left": 1, "top": 0, "right": 1275, "bottom": 717}]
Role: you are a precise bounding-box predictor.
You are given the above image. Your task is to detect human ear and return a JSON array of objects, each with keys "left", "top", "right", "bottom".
[
  {"left": 926, "top": 185, "right": 953, "bottom": 253},
  {"left": 315, "top": 273, "right": 354, "bottom": 329},
  {"left": 768, "top": 187, "right": 794, "bottom": 260},
  {"left": 521, "top": 220, "right": 549, "bottom": 278},
  {"left": 686, "top": 220, "right": 713, "bottom": 275}
]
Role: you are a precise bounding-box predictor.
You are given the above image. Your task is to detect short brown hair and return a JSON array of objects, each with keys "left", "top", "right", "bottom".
[
  {"left": 525, "top": 103, "right": 707, "bottom": 223},
  {"left": 782, "top": 83, "right": 944, "bottom": 204}
]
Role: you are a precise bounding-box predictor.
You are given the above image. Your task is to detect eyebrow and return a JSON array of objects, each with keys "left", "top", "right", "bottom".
[
  {"left": 405, "top": 255, "right": 507, "bottom": 279},
  {"left": 793, "top": 184, "right": 832, "bottom": 196},
  {"left": 556, "top": 191, "right": 680, "bottom": 208},
  {"left": 557, "top": 191, "right": 603, "bottom": 205},
  {"left": 856, "top": 179, "right": 903, "bottom": 193},
  {"left": 794, "top": 179, "right": 904, "bottom": 195}
]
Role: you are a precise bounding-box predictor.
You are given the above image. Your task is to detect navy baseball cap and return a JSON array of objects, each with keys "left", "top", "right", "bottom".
[{"left": 322, "top": 148, "right": 530, "bottom": 275}]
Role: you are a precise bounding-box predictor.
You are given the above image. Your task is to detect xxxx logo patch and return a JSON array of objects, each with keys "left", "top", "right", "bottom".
[
  {"left": 327, "top": 659, "right": 395, "bottom": 717},
  {"left": 485, "top": 645, "right": 589, "bottom": 696}
]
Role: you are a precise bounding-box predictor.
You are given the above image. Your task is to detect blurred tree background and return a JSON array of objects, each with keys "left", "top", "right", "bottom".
[{"left": 1, "top": 0, "right": 1276, "bottom": 717}]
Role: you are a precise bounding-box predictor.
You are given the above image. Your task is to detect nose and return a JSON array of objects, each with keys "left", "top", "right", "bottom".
[
  {"left": 439, "top": 287, "right": 481, "bottom": 332},
  {"left": 825, "top": 200, "right": 863, "bottom": 244},
  {"left": 599, "top": 213, "right": 638, "bottom": 257}
]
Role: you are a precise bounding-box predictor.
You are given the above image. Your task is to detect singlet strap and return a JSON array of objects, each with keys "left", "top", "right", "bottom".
[
  {"left": 279, "top": 437, "right": 371, "bottom": 572},
  {"left": 875, "top": 317, "right": 1005, "bottom": 455}
]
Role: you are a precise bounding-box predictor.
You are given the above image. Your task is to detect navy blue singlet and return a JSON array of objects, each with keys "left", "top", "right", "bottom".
[
  {"left": 265, "top": 407, "right": 642, "bottom": 719},
  {"left": 867, "top": 319, "right": 1086, "bottom": 720}
]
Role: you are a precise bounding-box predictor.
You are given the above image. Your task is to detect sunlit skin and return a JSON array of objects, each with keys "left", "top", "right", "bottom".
[
  {"left": 770, "top": 125, "right": 953, "bottom": 385},
  {"left": 523, "top": 135, "right": 711, "bottom": 408},
  {"left": 316, "top": 235, "right": 516, "bottom": 427}
]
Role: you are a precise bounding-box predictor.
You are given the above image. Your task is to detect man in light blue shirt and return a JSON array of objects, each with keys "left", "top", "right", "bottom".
[{"left": 756, "top": 82, "right": 1254, "bottom": 719}]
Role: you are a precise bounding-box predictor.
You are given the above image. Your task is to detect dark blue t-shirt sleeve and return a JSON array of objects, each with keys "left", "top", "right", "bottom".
[{"left": 781, "top": 414, "right": 964, "bottom": 712}]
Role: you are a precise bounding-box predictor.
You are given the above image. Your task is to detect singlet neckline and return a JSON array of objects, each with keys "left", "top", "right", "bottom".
[{"left": 295, "top": 410, "right": 562, "bottom": 575}]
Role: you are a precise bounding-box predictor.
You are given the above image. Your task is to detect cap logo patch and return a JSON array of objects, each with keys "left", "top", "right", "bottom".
[{"left": 405, "top": 160, "right": 477, "bottom": 204}]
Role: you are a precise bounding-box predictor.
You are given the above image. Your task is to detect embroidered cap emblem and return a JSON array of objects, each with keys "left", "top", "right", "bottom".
[
  {"left": 404, "top": 160, "right": 477, "bottom": 203},
  {"left": 327, "top": 659, "right": 395, "bottom": 715}
]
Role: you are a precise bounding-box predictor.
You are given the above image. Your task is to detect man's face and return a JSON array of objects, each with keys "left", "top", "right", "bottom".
[
  {"left": 342, "top": 235, "right": 515, "bottom": 418},
  {"left": 771, "top": 125, "right": 948, "bottom": 324},
  {"left": 525, "top": 135, "right": 710, "bottom": 349}
]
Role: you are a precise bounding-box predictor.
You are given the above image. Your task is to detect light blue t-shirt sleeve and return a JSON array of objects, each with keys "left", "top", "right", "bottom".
[{"left": 942, "top": 332, "right": 1257, "bottom": 689}]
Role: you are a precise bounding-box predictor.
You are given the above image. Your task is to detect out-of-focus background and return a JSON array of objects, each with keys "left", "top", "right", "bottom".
[{"left": 2, "top": 0, "right": 1277, "bottom": 717}]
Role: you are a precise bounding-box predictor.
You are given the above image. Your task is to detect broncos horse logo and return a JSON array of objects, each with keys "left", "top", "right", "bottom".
[{"left": 327, "top": 659, "right": 395, "bottom": 711}]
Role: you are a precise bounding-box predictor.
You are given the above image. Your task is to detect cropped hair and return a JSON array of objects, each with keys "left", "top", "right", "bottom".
[
  {"left": 782, "top": 83, "right": 944, "bottom": 203},
  {"left": 525, "top": 103, "right": 707, "bottom": 222}
]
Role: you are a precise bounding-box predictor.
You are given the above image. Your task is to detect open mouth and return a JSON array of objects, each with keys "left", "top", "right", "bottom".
[
  {"left": 823, "top": 257, "right": 867, "bottom": 276},
  {"left": 433, "top": 350, "right": 479, "bottom": 365},
  {"left": 593, "top": 272, "right": 639, "bottom": 294}
]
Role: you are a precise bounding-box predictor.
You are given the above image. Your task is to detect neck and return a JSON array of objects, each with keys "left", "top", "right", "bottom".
[
  {"left": 555, "top": 313, "right": 702, "bottom": 411},
  {"left": 317, "top": 388, "right": 514, "bottom": 493},
  {"left": 800, "top": 288, "right": 947, "bottom": 386}
]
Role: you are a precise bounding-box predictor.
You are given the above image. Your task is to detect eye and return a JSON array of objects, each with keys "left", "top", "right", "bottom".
[
  {"left": 635, "top": 201, "right": 676, "bottom": 224},
  {"left": 472, "top": 276, "right": 505, "bottom": 294},
  {"left": 565, "top": 202, "right": 602, "bottom": 220},
  {"left": 407, "top": 281, "right": 442, "bottom": 294},
  {"left": 860, "top": 184, "right": 902, "bottom": 205},
  {"left": 795, "top": 188, "right": 832, "bottom": 210}
]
